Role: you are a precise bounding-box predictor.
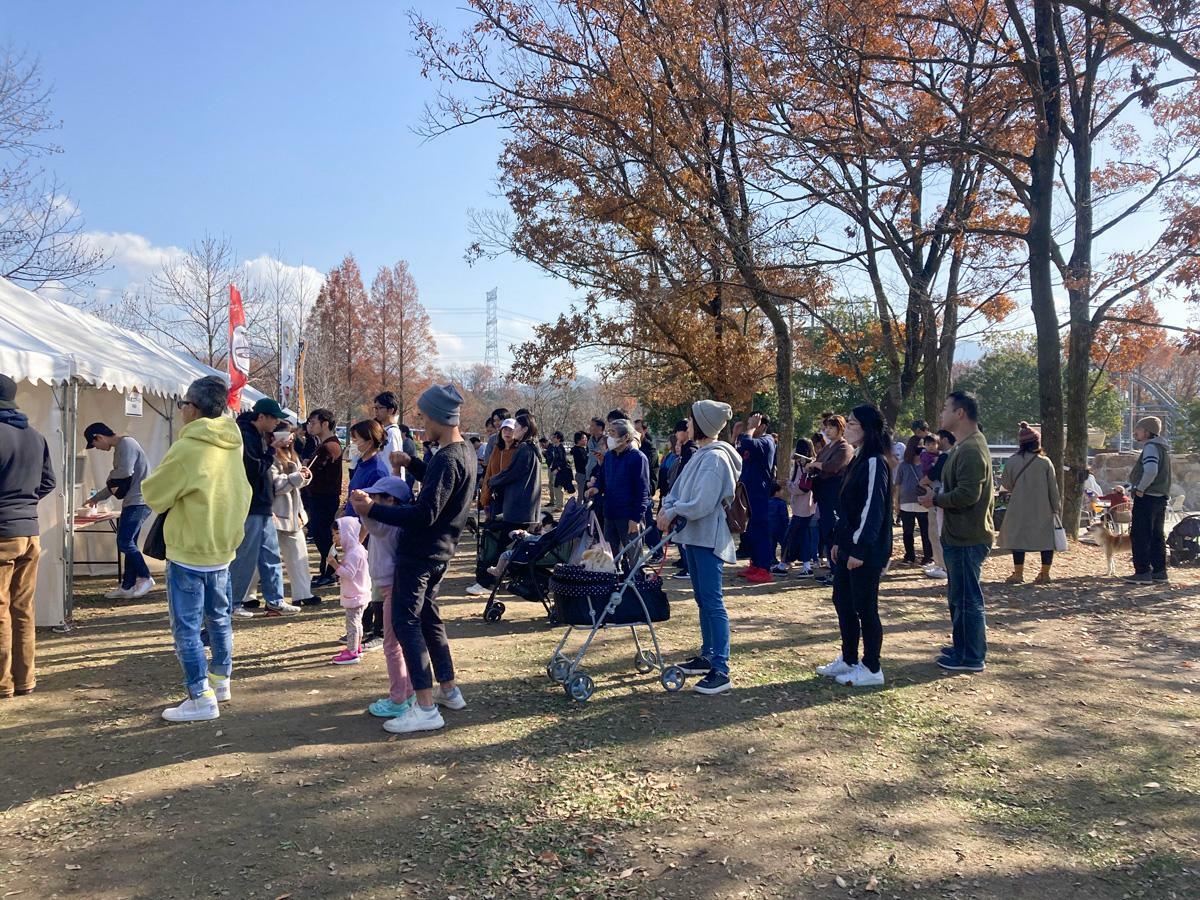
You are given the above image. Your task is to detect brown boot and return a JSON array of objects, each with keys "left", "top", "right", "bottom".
[
  {"left": 1004, "top": 565, "right": 1024, "bottom": 584},
  {"left": 1033, "top": 565, "right": 1052, "bottom": 584}
]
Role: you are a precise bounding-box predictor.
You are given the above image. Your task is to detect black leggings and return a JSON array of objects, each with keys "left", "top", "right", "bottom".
[
  {"left": 1012, "top": 550, "right": 1054, "bottom": 566},
  {"left": 899, "top": 510, "right": 932, "bottom": 561},
  {"left": 831, "top": 561, "right": 883, "bottom": 673},
  {"left": 362, "top": 599, "right": 384, "bottom": 638},
  {"left": 307, "top": 494, "right": 339, "bottom": 578}
]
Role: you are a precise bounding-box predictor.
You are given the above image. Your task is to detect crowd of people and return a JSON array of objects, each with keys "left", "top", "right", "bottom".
[{"left": 0, "top": 370, "right": 1180, "bottom": 730}]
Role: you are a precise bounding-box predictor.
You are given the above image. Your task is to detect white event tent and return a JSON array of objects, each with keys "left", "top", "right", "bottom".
[{"left": 0, "top": 277, "right": 281, "bottom": 626}]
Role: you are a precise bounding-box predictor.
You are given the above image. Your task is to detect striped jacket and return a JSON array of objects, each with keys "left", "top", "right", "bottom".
[{"left": 832, "top": 451, "right": 893, "bottom": 569}]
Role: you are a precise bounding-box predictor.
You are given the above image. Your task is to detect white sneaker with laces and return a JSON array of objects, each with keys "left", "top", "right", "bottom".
[
  {"left": 382, "top": 705, "right": 445, "bottom": 734},
  {"left": 815, "top": 655, "right": 853, "bottom": 678},
  {"left": 209, "top": 673, "right": 231, "bottom": 702},
  {"left": 433, "top": 685, "right": 467, "bottom": 710},
  {"left": 232, "top": 606, "right": 257, "bottom": 618},
  {"left": 130, "top": 577, "right": 156, "bottom": 598},
  {"left": 836, "top": 662, "right": 885, "bottom": 687},
  {"left": 924, "top": 566, "right": 947, "bottom": 579},
  {"left": 464, "top": 583, "right": 488, "bottom": 596},
  {"left": 266, "top": 601, "right": 301, "bottom": 615},
  {"left": 105, "top": 585, "right": 134, "bottom": 600},
  {"left": 161, "top": 690, "right": 220, "bottom": 722}
]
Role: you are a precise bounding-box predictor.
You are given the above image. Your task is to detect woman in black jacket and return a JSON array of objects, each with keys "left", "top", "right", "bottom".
[
  {"left": 816, "top": 404, "right": 892, "bottom": 688},
  {"left": 487, "top": 412, "right": 544, "bottom": 527}
]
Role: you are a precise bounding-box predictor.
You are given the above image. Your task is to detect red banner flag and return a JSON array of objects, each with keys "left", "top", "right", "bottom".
[{"left": 228, "top": 284, "right": 249, "bottom": 409}]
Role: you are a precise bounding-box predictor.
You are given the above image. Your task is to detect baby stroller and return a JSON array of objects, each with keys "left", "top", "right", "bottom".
[
  {"left": 481, "top": 498, "right": 598, "bottom": 623},
  {"left": 1168, "top": 514, "right": 1200, "bottom": 566},
  {"left": 546, "top": 524, "right": 686, "bottom": 702}
]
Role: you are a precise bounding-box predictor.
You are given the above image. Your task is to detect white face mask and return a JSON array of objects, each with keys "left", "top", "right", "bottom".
[{"left": 606, "top": 436, "right": 620, "bottom": 451}]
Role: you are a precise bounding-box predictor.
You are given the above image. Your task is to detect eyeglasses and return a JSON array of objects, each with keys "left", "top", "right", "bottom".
[{"left": 176, "top": 399, "right": 195, "bottom": 410}]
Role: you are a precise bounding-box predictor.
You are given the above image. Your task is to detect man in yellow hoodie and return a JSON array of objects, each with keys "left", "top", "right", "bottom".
[{"left": 142, "top": 376, "right": 252, "bottom": 723}]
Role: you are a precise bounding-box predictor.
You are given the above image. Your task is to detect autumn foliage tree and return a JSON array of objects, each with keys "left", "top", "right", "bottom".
[
  {"left": 304, "top": 254, "right": 368, "bottom": 426},
  {"left": 367, "top": 260, "right": 438, "bottom": 422}
]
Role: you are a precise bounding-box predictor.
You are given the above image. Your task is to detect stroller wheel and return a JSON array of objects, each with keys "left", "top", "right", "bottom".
[
  {"left": 635, "top": 649, "right": 657, "bottom": 674},
  {"left": 566, "top": 672, "right": 595, "bottom": 702},
  {"left": 660, "top": 666, "right": 686, "bottom": 693},
  {"left": 483, "top": 602, "right": 505, "bottom": 623},
  {"left": 548, "top": 656, "right": 572, "bottom": 683}
]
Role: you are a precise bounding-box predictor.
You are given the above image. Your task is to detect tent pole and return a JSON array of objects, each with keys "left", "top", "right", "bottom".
[{"left": 61, "top": 380, "right": 80, "bottom": 628}]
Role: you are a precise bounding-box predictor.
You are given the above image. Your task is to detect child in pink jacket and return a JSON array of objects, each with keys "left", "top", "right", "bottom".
[{"left": 332, "top": 516, "right": 372, "bottom": 665}]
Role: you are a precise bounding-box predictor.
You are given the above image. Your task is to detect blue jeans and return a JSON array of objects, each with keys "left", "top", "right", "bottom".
[
  {"left": 683, "top": 545, "right": 729, "bottom": 675},
  {"left": 229, "top": 514, "right": 285, "bottom": 608},
  {"left": 117, "top": 504, "right": 152, "bottom": 588},
  {"left": 943, "top": 542, "right": 989, "bottom": 665},
  {"left": 784, "top": 515, "right": 819, "bottom": 565},
  {"left": 166, "top": 562, "right": 232, "bottom": 697}
]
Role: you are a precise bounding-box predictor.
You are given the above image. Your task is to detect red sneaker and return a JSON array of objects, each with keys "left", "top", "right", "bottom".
[
  {"left": 735, "top": 565, "right": 756, "bottom": 578},
  {"left": 745, "top": 568, "right": 774, "bottom": 585}
]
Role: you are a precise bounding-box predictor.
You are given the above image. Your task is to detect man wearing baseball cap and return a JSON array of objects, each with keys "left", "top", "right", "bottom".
[
  {"left": 229, "top": 397, "right": 299, "bottom": 616},
  {"left": 84, "top": 423, "right": 154, "bottom": 599}
]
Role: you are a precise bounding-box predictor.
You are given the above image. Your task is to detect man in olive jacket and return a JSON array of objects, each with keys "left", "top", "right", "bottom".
[{"left": 920, "top": 391, "right": 994, "bottom": 673}]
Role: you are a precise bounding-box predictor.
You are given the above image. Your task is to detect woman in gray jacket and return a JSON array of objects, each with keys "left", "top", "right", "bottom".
[{"left": 657, "top": 400, "right": 742, "bottom": 696}]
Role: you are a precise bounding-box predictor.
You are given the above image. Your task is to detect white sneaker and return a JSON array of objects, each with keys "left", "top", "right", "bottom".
[
  {"left": 464, "top": 583, "right": 488, "bottom": 596},
  {"left": 433, "top": 685, "right": 467, "bottom": 710},
  {"left": 209, "top": 673, "right": 231, "bottom": 702},
  {"left": 382, "top": 705, "right": 445, "bottom": 734},
  {"left": 815, "top": 655, "right": 853, "bottom": 678},
  {"left": 924, "top": 566, "right": 947, "bottom": 579},
  {"left": 232, "top": 606, "right": 258, "bottom": 618},
  {"left": 161, "top": 690, "right": 220, "bottom": 722},
  {"left": 265, "top": 601, "right": 301, "bottom": 616},
  {"left": 835, "top": 662, "right": 885, "bottom": 687},
  {"left": 105, "top": 585, "right": 134, "bottom": 600},
  {"left": 130, "top": 577, "right": 156, "bottom": 598}
]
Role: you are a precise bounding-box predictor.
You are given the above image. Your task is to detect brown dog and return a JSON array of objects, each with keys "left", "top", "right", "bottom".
[{"left": 1088, "top": 524, "right": 1132, "bottom": 576}]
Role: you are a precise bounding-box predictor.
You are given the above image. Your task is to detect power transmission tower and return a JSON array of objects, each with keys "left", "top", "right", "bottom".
[{"left": 485, "top": 287, "right": 500, "bottom": 374}]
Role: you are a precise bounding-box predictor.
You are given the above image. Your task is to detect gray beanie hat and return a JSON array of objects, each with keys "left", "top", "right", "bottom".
[
  {"left": 418, "top": 383, "right": 464, "bottom": 426},
  {"left": 691, "top": 400, "right": 732, "bottom": 439}
]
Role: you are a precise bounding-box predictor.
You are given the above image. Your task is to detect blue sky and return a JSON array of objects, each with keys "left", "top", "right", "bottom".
[
  {"left": 5, "top": 1, "right": 1194, "bottom": 376},
  {"left": 5, "top": 0, "right": 567, "bottom": 368}
]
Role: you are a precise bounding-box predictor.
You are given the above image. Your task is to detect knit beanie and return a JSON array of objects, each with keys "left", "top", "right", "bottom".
[
  {"left": 1136, "top": 416, "right": 1162, "bottom": 436},
  {"left": 691, "top": 400, "right": 733, "bottom": 440},
  {"left": 1017, "top": 421, "right": 1041, "bottom": 450},
  {"left": 418, "top": 383, "right": 463, "bottom": 426}
]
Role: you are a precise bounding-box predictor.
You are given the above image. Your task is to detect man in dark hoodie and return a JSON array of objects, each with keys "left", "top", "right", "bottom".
[
  {"left": 0, "top": 375, "right": 56, "bottom": 699},
  {"left": 229, "top": 397, "right": 298, "bottom": 617}
]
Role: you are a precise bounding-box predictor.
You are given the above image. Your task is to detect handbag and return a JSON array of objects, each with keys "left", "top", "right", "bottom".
[
  {"left": 106, "top": 476, "right": 134, "bottom": 500},
  {"left": 143, "top": 510, "right": 169, "bottom": 561},
  {"left": 1053, "top": 515, "right": 1068, "bottom": 552}
]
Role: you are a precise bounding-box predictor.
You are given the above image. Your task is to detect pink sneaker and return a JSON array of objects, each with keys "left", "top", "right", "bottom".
[{"left": 331, "top": 648, "right": 361, "bottom": 666}]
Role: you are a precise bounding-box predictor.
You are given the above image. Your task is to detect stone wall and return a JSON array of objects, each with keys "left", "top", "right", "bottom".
[{"left": 1090, "top": 451, "right": 1199, "bottom": 509}]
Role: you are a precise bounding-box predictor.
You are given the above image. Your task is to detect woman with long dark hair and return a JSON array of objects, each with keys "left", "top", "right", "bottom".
[
  {"left": 816, "top": 404, "right": 892, "bottom": 688},
  {"left": 896, "top": 435, "right": 933, "bottom": 566}
]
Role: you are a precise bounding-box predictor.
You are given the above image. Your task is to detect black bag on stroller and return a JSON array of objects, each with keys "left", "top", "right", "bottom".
[
  {"left": 1168, "top": 514, "right": 1200, "bottom": 566},
  {"left": 550, "top": 565, "right": 670, "bottom": 627}
]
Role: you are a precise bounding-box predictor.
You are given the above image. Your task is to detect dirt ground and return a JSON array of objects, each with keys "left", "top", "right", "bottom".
[{"left": 1, "top": 536, "right": 1198, "bottom": 900}]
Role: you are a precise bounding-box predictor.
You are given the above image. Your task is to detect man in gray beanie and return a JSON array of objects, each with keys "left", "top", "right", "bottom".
[
  {"left": 351, "top": 383, "right": 476, "bottom": 734},
  {"left": 1127, "top": 416, "right": 1172, "bottom": 583}
]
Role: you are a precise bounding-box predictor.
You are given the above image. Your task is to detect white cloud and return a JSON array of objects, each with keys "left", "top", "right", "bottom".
[
  {"left": 82, "top": 230, "right": 186, "bottom": 276},
  {"left": 432, "top": 330, "right": 466, "bottom": 355}
]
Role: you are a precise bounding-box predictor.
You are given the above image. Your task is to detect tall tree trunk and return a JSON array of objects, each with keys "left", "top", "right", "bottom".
[{"left": 1028, "top": 0, "right": 1066, "bottom": 485}]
